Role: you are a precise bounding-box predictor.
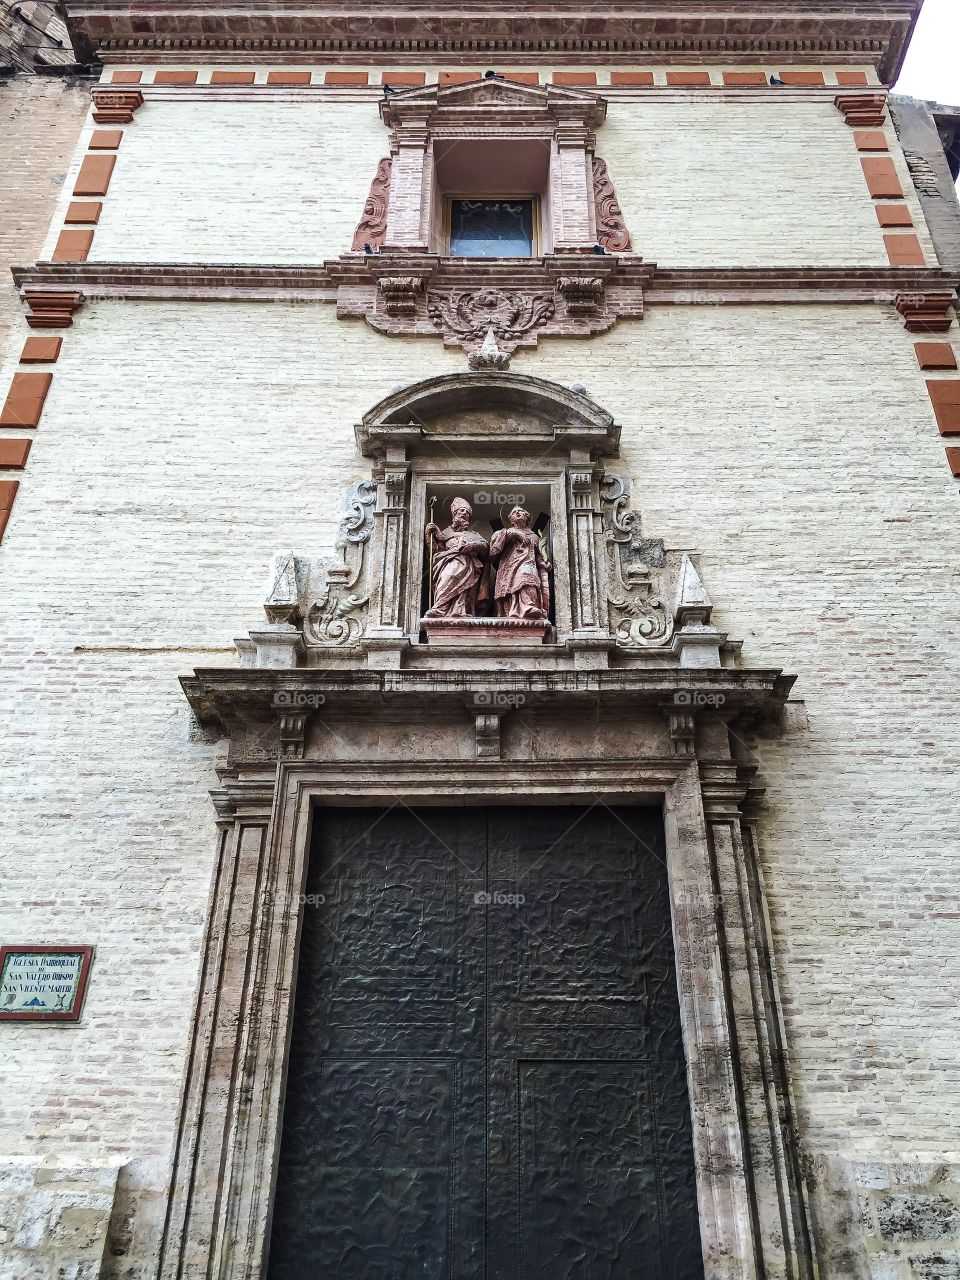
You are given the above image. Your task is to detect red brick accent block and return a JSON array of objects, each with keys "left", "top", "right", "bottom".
[
  {"left": 73, "top": 155, "right": 116, "bottom": 197},
  {"left": 324, "top": 71, "right": 368, "bottom": 85},
  {"left": 381, "top": 72, "right": 426, "bottom": 86},
  {"left": 111, "top": 71, "right": 142, "bottom": 84},
  {"left": 884, "top": 233, "right": 925, "bottom": 267},
  {"left": 611, "top": 72, "right": 655, "bottom": 85},
  {"left": 89, "top": 130, "right": 122, "bottom": 150},
  {"left": 53, "top": 229, "right": 95, "bottom": 263},
  {"left": 153, "top": 70, "right": 199, "bottom": 85},
  {"left": 0, "top": 480, "right": 20, "bottom": 539},
  {"left": 65, "top": 201, "right": 102, "bottom": 224},
  {"left": 854, "top": 130, "right": 888, "bottom": 151},
  {"left": 778, "top": 71, "right": 825, "bottom": 85},
  {"left": 268, "top": 71, "right": 312, "bottom": 85},
  {"left": 439, "top": 71, "right": 481, "bottom": 85},
  {"left": 837, "top": 71, "right": 870, "bottom": 86},
  {"left": 666, "top": 71, "right": 710, "bottom": 86},
  {"left": 915, "top": 343, "right": 957, "bottom": 371},
  {"left": 0, "top": 440, "right": 32, "bottom": 469},
  {"left": 861, "top": 156, "right": 902, "bottom": 199},
  {"left": 876, "top": 205, "right": 912, "bottom": 227},
  {"left": 504, "top": 72, "right": 539, "bottom": 85},
  {"left": 19, "top": 337, "right": 62, "bottom": 363},
  {"left": 927, "top": 380, "right": 960, "bottom": 434},
  {"left": 554, "top": 72, "right": 598, "bottom": 85},
  {"left": 946, "top": 447, "right": 960, "bottom": 476},
  {"left": 0, "top": 373, "right": 52, "bottom": 428},
  {"left": 722, "top": 71, "right": 766, "bottom": 86},
  {"left": 210, "top": 71, "right": 256, "bottom": 84}
]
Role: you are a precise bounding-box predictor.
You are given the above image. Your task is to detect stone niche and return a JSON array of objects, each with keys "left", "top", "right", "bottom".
[{"left": 235, "top": 368, "right": 730, "bottom": 674}]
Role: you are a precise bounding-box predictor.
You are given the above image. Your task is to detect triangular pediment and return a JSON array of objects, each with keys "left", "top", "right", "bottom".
[{"left": 381, "top": 76, "right": 606, "bottom": 127}]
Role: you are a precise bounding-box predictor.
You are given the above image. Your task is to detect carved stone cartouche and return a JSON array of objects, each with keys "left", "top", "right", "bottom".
[
  {"left": 428, "top": 288, "right": 556, "bottom": 354},
  {"left": 305, "top": 479, "right": 376, "bottom": 647}
]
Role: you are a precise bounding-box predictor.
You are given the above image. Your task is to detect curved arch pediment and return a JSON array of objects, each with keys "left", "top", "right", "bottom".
[{"left": 356, "top": 371, "right": 620, "bottom": 459}]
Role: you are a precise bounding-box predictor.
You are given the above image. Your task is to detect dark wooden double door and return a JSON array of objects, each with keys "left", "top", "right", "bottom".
[{"left": 268, "top": 806, "right": 704, "bottom": 1279}]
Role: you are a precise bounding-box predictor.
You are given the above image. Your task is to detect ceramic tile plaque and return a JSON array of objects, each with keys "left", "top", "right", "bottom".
[{"left": 0, "top": 945, "right": 94, "bottom": 1022}]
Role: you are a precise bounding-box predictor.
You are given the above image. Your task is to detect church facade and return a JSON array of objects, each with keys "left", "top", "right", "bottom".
[{"left": 1, "top": 2, "right": 960, "bottom": 1277}]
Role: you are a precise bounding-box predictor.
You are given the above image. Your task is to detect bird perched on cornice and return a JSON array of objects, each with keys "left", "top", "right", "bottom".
[
  {"left": 592, "top": 243, "right": 606, "bottom": 255},
  {"left": 383, "top": 84, "right": 397, "bottom": 97},
  {"left": 769, "top": 75, "right": 786, "bottom": 86},
  {"left": 484, "top": 70, "right": 504, "bottom": 81}
]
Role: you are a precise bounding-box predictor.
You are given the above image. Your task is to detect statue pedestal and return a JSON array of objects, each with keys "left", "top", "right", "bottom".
[{"left": 421, "top": 617, "right": 551, "bottom": 646}]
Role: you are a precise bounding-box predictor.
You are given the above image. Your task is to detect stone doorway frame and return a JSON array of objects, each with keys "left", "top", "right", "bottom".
[{"left": 158, "top": 749, "right": 814, "bottom": 1280}]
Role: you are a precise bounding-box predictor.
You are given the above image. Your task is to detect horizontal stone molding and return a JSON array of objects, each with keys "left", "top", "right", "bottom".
[
  {"left": 90, "top": 82, "right": 889, "bottom": 108},
  {"left": 13, "top": 264, "right": 959, "bottom": 333},
  {"left": 182, "top": 665, "right": 795, "bottom": 733}
]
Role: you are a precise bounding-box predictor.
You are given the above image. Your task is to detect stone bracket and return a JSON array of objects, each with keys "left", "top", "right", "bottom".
[
  {"left": 92, "top": 88, "right": 144, "bottom": 124},
  {"left": 22, "top": 289, "right": 85, "bottom": 328},
  {"left": 896, "top": 292, "right": 957, "bottom": 332},
  {"left": 474, "top": 712, "right": 502, "bottom": 760},
  {"left": 834, "top": 92, "right": 887, "bottom": 127}
]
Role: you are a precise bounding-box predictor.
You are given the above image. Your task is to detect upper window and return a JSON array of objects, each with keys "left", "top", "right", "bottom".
[{"left": 447, "top": 198, "right": 536, "bottom": 257}]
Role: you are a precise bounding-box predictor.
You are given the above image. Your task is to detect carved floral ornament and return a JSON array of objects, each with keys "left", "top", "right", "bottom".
[{"left": 234, "top": 370, "right": 734, "bottom": 675}]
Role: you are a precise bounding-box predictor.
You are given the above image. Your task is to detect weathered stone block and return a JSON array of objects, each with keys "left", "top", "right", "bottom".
[{"left": 878, "top": 1196, "right": 960, "bottom": 1243}]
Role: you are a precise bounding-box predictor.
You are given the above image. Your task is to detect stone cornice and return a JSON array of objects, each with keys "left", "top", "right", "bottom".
[
  {"left": 13, "top": 261, "right": 958, "bottom": 310},
  {"left": 181, "top": 665, "right": 796, "bottom": 732},
  {"left": 64, "top": 0, "right": 922, "bottom": 83}
]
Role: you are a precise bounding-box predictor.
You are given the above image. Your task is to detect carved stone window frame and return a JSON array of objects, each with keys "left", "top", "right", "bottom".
[{"left": 378, "top": 79, "right": 611, "bottom": 256}]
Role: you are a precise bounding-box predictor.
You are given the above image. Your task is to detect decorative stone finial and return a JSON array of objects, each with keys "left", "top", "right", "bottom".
[{"left": 468, "top": 327, "right": 511, "bottom": 372}]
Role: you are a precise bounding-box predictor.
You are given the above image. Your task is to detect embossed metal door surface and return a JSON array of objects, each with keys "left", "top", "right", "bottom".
[{"left": 267, "top": 806, "right": 703, "bottom": 1280}]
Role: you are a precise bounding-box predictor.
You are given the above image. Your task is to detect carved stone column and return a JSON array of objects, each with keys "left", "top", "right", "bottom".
[
  {"left": 382, "top": 117, "right": 431, "bottom": 252},
  {"left": 158, "top": 779, "right": 277, "bottom": 1280},
  {"left": 365, "top": 455, "right": 411, "bottom": 665},
  {"left": 565, "top": 463, "right": 609, "bottom": 662},
  {"left": 700, "top": 759, "right": 815, "bottom": 1280}
]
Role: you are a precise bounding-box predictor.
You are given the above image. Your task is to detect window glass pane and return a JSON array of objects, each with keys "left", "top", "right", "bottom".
[{"left": 449, "top": 199, "right": 534, "bottom": 257}]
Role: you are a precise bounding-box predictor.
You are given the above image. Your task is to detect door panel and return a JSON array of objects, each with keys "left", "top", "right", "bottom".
[
  {"left": 268, "top": 807, "right": 486, "bottom": 1279},
  {"left": 267, "top": 806, "right": 703, "bottom": 1280}
]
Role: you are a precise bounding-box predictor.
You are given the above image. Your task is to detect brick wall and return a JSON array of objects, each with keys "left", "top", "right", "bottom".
[
  {"left": 0, "top": 77, "right": 89, "bottom": 359},
  {"left": 34, "top": 71, "right": 929, "bottom": 270},
  {"left": 602, "top": 99, "right": 935, "bottom": 267}
]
